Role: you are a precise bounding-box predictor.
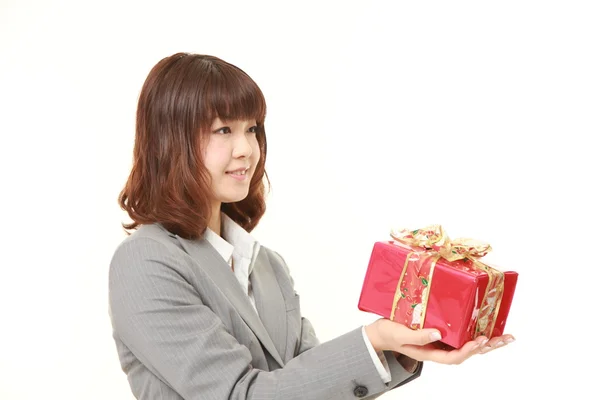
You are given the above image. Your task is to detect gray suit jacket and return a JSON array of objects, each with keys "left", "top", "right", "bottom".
[{"left": 108, "top": 223, "right": 422, "bottom": 399}]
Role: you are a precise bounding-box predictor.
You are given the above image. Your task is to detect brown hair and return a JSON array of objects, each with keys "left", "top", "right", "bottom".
[{"left": 119, "top": 53, "right": 269, "bottom": 239}]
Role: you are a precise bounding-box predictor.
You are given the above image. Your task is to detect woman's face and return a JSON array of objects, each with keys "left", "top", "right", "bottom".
[{"left": 202, "top": 117, "right": 261, "bottom": 206}]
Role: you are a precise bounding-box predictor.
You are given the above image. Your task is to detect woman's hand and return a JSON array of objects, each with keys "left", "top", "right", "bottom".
[
  {"left": 396, "top": 333, "right": 514, "bottom": 364},
  {"left": 365, "top": 318, "right": 514, "bottom": 365}
]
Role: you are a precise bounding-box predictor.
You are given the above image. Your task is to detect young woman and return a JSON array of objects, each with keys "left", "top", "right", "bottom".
[{"left": 108, "top": 52, "right": 513, "bottom": 400}]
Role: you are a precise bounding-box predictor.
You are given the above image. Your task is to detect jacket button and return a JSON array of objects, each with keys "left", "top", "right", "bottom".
[{"left": 353, "top": 385, "right": 368, "bottom": 398}]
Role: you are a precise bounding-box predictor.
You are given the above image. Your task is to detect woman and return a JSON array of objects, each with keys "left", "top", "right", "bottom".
[{"left": 109, "top": 52, "right": 513, "bottom": 400}]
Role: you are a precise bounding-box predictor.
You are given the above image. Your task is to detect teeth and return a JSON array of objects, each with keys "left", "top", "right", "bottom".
[{"left": 230, "top": 170, "right": 246, "bottom": 175}]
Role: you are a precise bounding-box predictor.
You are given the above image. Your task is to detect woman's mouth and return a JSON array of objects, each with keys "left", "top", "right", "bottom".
[{"left": 226, "top": 167, "right": 249, "bottom": 181}]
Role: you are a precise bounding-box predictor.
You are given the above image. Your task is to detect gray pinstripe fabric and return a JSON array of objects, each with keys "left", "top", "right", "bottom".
[{"left": 108, "top": 223, "right": 422, "bottom": 399}]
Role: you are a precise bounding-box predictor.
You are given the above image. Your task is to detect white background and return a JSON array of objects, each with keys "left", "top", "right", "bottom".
[{"left": 1, "top": 0, "right": 599, "bottom": 398}]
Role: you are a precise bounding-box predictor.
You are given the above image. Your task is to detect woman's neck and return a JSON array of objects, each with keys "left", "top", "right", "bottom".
[{"left": 208, "top": 203, "right": 222, "bottom": 236}]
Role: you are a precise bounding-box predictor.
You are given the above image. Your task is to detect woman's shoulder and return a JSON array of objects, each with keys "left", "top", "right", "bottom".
[{"left": 110, "top": 223, "right": 182, "bottom": 266}]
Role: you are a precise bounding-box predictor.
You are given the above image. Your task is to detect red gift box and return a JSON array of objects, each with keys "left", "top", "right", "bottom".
[{"left": 357, "top": 226, "right": 518, "bottom": 349}]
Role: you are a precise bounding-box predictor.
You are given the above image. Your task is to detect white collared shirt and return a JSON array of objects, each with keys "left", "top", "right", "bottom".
[
  {"left": 203, "top": 214, "right": 261, "bottom": 313},
  {"left": 204, "top": 213, "right": 391, "bottom": 383}
]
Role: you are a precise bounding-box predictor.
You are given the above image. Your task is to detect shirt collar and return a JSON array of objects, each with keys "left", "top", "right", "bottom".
[
  {"left": 203, "top": 213, "right": 260, "bottom": 274},
  {"left": 203, "top": 223, "right": 234, "bottom": 264}
]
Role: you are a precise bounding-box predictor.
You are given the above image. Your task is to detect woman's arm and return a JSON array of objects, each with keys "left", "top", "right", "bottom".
[
  {"left": 109, "top": 238, "right": 416, "bottom": 400},
  {"left": 271, "top": 250, "right": 422, "bottom": 393}
]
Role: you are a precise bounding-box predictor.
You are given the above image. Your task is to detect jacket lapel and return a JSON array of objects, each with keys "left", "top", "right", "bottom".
[
  {"left": 175, "top": 236, "right": 285, "bottom": 368},
  {"left": 250, "top": 248, "right": 288, "bottom": 362}
]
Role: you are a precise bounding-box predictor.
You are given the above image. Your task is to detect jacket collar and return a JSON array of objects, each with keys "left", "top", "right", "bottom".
[{"left": 174, "top": 234, "right": 285, "bottom": 368}]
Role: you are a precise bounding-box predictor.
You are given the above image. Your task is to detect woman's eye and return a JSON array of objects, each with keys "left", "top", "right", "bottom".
[
  {"left": 248, "top": 125, "right": 258, "bottom": 134},
  {"left": 214, "top": 127, "right": 231, "bottom": 134}
]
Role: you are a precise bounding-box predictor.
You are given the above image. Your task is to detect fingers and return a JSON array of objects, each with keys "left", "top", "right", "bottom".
[
  {"left": 440, "top": 338, "right": 486, "bottom": 364},
  {"left": 479, "top": 334, "right": 515, "bottom": 354},
  {"left": 466, "top": 336, "right": 489, "bottom": 356},
  {"left": 396, "top": 333, "right": 515, "bottom": 365}
]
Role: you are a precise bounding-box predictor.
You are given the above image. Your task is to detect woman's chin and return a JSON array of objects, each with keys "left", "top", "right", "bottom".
[{"left": 220, "top": 192, "right": 250, "bottom": 204}]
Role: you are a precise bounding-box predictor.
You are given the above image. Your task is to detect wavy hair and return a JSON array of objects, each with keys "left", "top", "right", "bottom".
[{"left": 119, "top": 53, "right": 269, "bottom": 239}]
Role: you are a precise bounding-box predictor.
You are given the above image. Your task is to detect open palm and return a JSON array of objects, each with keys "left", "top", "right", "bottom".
[{"left": 396, "top": 334, "right": 514, "bottom": 365}]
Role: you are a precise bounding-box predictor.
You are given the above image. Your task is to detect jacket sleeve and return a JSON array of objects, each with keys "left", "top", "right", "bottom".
[
  {"left": 272, "top": 250, "right": 423, "bottom": 398},
  {"left": 109, "top": 237, "right": 420, "bottom": 400}
]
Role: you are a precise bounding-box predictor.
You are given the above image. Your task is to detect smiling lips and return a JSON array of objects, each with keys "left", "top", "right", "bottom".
[{"left": 226, "top": 167, "right": 250, "bottom": 180}]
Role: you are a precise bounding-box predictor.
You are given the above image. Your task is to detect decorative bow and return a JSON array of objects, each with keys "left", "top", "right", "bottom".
[{"left": 390, "top": 225, "right": 492, "bottom": 262}]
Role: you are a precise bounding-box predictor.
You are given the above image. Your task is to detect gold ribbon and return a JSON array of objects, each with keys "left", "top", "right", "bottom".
[{"left": 389, "top": 225, "right": 504, "bottom": 339}]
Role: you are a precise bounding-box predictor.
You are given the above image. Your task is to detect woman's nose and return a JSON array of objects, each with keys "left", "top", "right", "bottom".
[{"left": 232, "top": 133, "right": 253, "bottom": 158}]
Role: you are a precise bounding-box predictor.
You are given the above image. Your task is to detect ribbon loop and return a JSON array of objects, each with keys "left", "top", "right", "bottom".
[{"left": 390, "top": 225, "right": 492, "bottom": 262}]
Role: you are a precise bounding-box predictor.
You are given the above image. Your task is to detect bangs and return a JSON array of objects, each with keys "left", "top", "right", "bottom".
[{"left": 200, "top": 61, "right": 266, "bottom": 129}]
